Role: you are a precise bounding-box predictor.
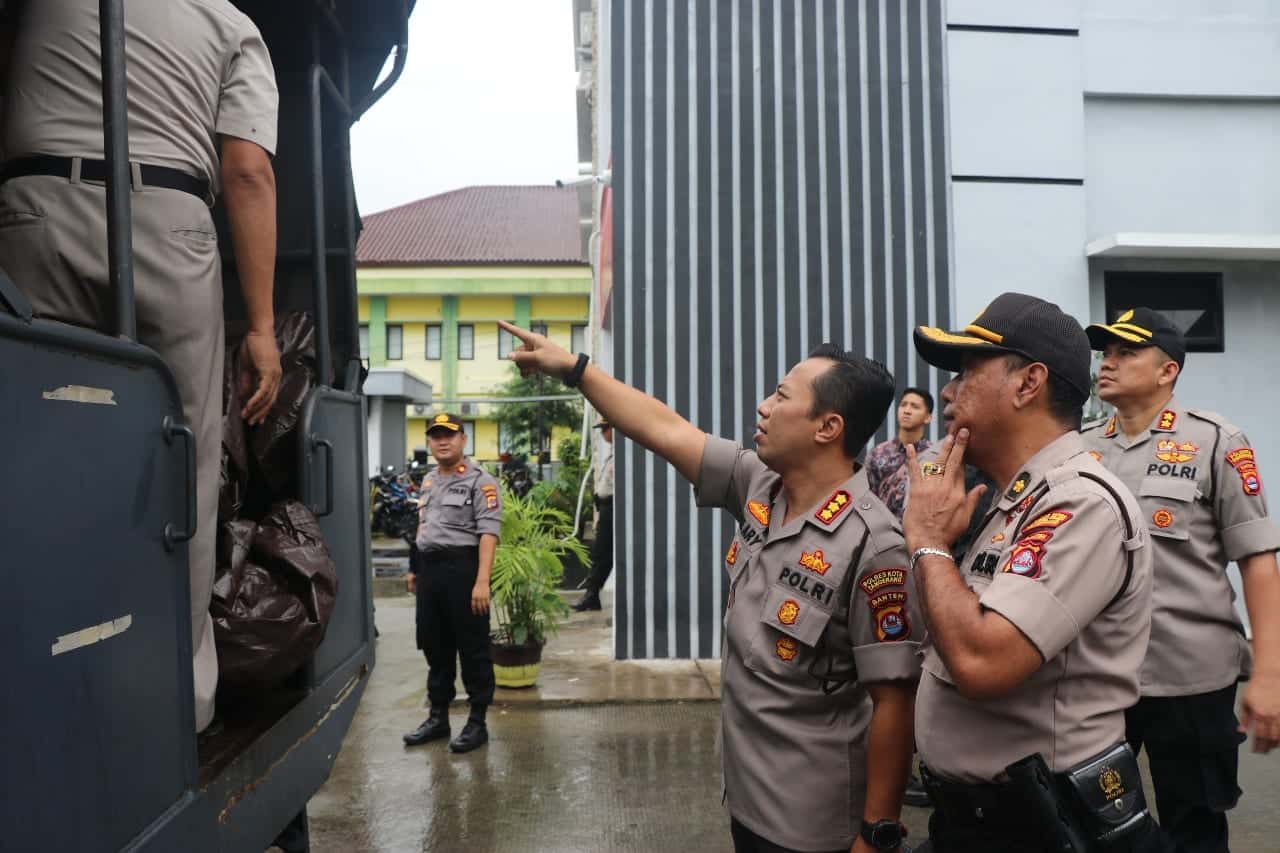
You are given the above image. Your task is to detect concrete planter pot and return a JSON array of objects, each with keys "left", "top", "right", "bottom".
[{"left": 492, "top": 639, "right": 544, "bottom": 688}]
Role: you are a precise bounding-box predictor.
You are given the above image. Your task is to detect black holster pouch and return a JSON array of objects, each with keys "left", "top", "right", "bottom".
[{"left": 1005, "top": 743, "right": 1151, "bottom": 852}]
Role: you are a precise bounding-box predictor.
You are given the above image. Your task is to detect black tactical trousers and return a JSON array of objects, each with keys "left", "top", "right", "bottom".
[
  {"left": 414, "top": 546, "right": 495, "bottom": 711},
  {"left": 1126, "top": 684, "right": 1245, "bottom": 853},
  {"left": 729, "top": 818, "right": 844, "bottom": 853},
  {"left": 585, "top": 496, "right": 614, "bottom": 594},
  {"left": 917, "top": 810, "right": 1174, "bottom": 853}
]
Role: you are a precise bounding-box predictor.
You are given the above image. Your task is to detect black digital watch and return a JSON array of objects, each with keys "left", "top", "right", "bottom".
[{"left": 860, "top": 819, "right": 906, "bottom": 851}]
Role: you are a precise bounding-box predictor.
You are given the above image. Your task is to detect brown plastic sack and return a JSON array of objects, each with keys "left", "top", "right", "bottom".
[
  {"left": 210, "top": 501, "right": 339, "bottom": 691},
  {"left": 251, "top": 313, "right": 318, "bottom": 496}
]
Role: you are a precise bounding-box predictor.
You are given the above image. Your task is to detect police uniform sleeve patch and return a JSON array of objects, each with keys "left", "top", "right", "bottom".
[
  {"left": 777, "top": 599, "right": 801, "bottom": 625},
  {"left": 859, "top": 568, "right": 906, "bottom": 597},
  {"left": 814, "top": 490, "right": 852, "bottom": 525},
  {"left": 1021, "top": 510, "right": 1073, "bottom": 533},
  {"left": 874, "top": 599, "right": 910, "bottom": 642},
  {"left": 747, "top": 500, "right": 771, "bottom": 526},
  {"left": 1227, "top": 448, "right": 1263, "bottom": 495}
]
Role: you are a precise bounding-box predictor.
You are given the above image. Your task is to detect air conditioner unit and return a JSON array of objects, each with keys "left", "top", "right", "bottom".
[{"left": 413, "top": 404, "right": 427, "bottom": 415}]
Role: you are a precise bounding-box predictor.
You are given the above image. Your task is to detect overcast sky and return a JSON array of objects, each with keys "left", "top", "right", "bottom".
[{"left": 350, "top": 0, "right": 582, "bottom": 215}]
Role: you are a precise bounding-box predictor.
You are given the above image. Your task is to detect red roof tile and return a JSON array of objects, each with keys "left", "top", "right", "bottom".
[{"left": 356, "top": 185, "right": 587, "bottom": 266}]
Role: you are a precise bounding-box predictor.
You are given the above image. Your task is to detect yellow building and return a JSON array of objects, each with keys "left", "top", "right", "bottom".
[{"left": 356, "top": 186, "right": 591, "bottom": 467}]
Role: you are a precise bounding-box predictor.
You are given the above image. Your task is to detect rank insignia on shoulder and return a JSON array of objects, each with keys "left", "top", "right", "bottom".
[
  {"left": 1022, "top": 510, "right": 1073, "bottom": 533},
  {"left": 1156, "top": 410, "right": 1177, "bottom": 432},
  {"left": 1088, "top": 450, "right": 1103, "bottom": 463},
  {"left": 1152, "top": 508, "right": 1174, "bottom": 528},
  {"left": 1104, "top": 417, "right": 1117, "bottom": 437},
  {"left": 775, "top": 637, "right": 799, "bottom": 661},
  {"left": 1226, "top": 448, "right": 1263, "bottom": 495},
  {"left": 859, "top": 568, "right": 906, "bottom": 596},
  {"left": 814, "top": 490, "right": 852, "bottom": 525},
  {"left": 1005, "top": 472, "right": 1032, "bottom": 500},
  {"left": 991, "top": 532, "right": 1006, "bottom": 544},
  {"left": 777, "top": 599, "right": 800, "bottom": 625},
  {"left": 798, "top": 549, "right": 831, "bottom": 575},
  {"left": 747, "top": 500, "right": 771, "bottom": 526},
  {"left": 725, "top": 541, "right": 739, "bottom": 566}
]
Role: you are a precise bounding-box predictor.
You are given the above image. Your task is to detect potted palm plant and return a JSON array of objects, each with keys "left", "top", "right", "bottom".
[{"left": 489, "top": 487, "right": 588, "bottom": 687}]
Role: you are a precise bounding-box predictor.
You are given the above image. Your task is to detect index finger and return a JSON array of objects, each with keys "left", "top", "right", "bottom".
[
  {"left": 943, "top": 428, "right": 972, "bottom": 486},
  {"left": 497, "top": 319, "right": 536, "bottom": 343}
]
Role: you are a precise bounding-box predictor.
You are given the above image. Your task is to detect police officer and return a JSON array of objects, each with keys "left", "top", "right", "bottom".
[
  {"left": 574, "top": 417, "right": 615, "bottom": 612},
  {"left": 1082, "top": 307, "right": 1280, "bottom": 852},
  {"left": 403, "top": 413, "right": 502, "bottom": 754},
  {"left": 903, "top": 293, "right": 1170, "bottom": 852},
  {"left": 500, "top": 320, "right": 921, "bottom": 853},
  {"left": 0, "top": 0, "right": 281, "bottom": 733}
]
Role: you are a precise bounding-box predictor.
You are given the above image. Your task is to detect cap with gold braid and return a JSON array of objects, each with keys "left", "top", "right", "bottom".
[
  {"left": 426, "top": 412, "right": 464, "bottom": 436},
  {"left": 1086, "top": 307, "right": 1186, "bottom": 368},
  {"left": 914, "top": 292, "right": 1092, "bottom": 397}
]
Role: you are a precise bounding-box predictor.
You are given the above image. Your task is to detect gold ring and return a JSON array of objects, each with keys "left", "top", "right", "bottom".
[{"left": 921, "top": 462, "right": 946, "bottom": 477}]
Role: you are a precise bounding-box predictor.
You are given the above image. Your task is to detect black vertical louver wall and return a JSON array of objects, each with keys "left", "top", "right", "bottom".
[{"left": 611, "top": 0, "right": 952, "bottom": 659}]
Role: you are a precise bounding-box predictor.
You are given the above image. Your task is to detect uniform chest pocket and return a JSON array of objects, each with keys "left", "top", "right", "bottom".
[
  {"left": 1138, "top": 476, "right": 1198, "bottom": 541},
  {"left": 439, "top": 489, "right": 472, "bottom": 516}
]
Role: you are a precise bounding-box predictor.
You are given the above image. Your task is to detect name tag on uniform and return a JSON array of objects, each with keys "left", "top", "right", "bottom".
[{"left": 971, "top": 551, "right": 1000, "bottom": 577}]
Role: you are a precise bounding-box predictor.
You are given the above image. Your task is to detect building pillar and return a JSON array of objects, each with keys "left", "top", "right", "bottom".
[
  {"left": 369, "top": 295, "right": 388, "bottom": 367},
  {"left": 442, "top": 295, "right": 458, "bottom": 403}
]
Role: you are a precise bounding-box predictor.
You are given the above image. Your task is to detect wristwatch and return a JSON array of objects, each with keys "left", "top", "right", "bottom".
[{"left": 860, "top": 819, "right": 906, "bottom": 851}]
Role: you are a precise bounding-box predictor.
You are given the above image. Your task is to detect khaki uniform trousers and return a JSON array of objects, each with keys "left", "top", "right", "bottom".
[{"left": 0, "top": 174, "right": 224, "bottom": 732}]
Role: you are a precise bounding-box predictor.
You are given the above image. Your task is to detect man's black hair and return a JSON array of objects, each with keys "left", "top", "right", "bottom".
[
  {"left": 1003, "top": 354, "right": 1086, "bottom": 430},
  {"left": 901, "top": 386, "right": 934, "bottom": 414},
  {"left": 806, "top": 344, "right": 896, "bottom": 458}
]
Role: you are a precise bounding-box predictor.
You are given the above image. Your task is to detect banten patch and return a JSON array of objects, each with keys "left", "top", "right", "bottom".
[
  {"left": 1006, "top": 472, "right": 1032, "bottom": 501},
  {"left": 859, "top": 568, "right": 906, "bottom": 597},
  {"left": 777, "top": 599, "right": 801, "bottom": 625},
  {"left": 869, "top": 590, "right": 907, "bottom": 611},
  {"left": 1227, "top": 448, "right": 1262, "bottom": 496},
  {"left": 747, "top": 500, "right": 771, "bottom": 527},
  {"left": 814, "top": 490, "right": 852, "bottom": 525},
  {"left": 875, "top": 605, "right": 910, "bottom": 642},
  {"left": 798, "top": 549, "right": 831, "bottom": 575},
  {"left": 775, "top": 637, "right": 799, "bottom": 662},
  {"left": 1004, "top": 545, "right": 1043, "bottom": 579}
]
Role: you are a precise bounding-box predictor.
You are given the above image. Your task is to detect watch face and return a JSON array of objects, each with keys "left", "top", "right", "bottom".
[{"left": 871, "top": 822, "right": 903, "bottom": 848}]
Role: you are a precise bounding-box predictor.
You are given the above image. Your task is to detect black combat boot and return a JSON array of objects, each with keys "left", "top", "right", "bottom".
[
  {"left": 449, "top": 718, "right": 489, "bottom": 753},
  {"left": 573, "top": 590, "right": 602, "bottom": 612},
  {"left": 403, "top": 709, "right": 450, "bottom": 746}
]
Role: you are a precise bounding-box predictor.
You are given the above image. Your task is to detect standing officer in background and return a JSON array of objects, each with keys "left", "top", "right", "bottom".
[
  {"left": 904, "top": 293, "right": 1171, "bottom": 852},
  {"left": 404, "top": 413, "right": 502, "bottom": 754},
  {"left": 574, "top": 417, "right": 615, "bottom": 612},
  {"left": 1083, "top": 308, "right": 1280, "bottom": 852},
  {"left": 0, "top": 0, "right": 281, "bottom": 733},
  {"left": 500, "top": 320, "right": 921, "bottom": 853}
]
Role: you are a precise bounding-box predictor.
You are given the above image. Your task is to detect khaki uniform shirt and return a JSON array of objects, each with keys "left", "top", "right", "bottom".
[
  {"left": 916, "top": 432, "right": 1153, "bottom": 784},
  {"left": 696, "top": 436, "right": 923, "bottom": 851},
  {"left": 3, "top": 0, "right": 278, "bottom": 191},
  {"left": 415, "top": 460, "right": 502, "bottom": 552},
  {"left": 1082, "top": 400, "right": 1280, "bottom": 696}
]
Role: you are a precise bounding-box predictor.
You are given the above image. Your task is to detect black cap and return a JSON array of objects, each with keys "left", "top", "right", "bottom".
[
  {"left": 425, "top": 412, "right": 464, "bottom": 435},
  {"left": 914, "top": 292, "right": 1092, "bottom": 398},
  {"left": 1086, "top": 307, "right": 1186, "bottom": 368}
]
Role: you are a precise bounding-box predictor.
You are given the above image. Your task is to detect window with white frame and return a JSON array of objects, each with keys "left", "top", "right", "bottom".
[
  {"left": 462, "top": 421, "right": 475, "bottom": 456},
  {"left": 386, "top": 324, "right": 403, "bottom": 360},
  {"left": 358, "top": 324, "right": 369, "bottom": 360},
  {"left": 425, "top": 324, "right": 442, "bottom": 360},
  {"left": 571, "top": 323, "right": 587, "bottom": 354},
  {"left": 458, "top": 324, "right": 475, "bottom": 360}
]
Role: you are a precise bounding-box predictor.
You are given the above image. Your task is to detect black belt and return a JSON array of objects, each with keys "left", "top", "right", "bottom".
[
  {"left": 919, "top": 764, "right": 1041, "bottom": 833},
  {"left": 421, "top": 545, "right": 479, "bottom": 559},
  {"left": 0, "top": 155, "right": 212, "bottom": 204}
]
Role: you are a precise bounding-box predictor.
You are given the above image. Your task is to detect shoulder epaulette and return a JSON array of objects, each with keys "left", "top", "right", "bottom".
[
  {"left": 1187, "top": 408, "right": 1242, "bottom": 437},
  {"left": 1081, "top": 417, "right": 1110, "bottom": 433}
]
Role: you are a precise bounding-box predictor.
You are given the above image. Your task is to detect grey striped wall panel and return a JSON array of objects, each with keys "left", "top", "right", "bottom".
[{"left": 610, "top": 0, "right": 952, "bottom": 660}]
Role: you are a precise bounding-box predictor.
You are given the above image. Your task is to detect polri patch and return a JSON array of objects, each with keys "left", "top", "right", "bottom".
[
  {"left": 814, "top": 490, "right": 852, "bottom": 525},
  {"left": 859, "top": 568, "right": 906, "bottom": 597},
  {"left": 798, "top": 549, "right": 831, "bottom": 575},
  {"left": 747, "top": 500, "right": 771, "bottom": 526}
]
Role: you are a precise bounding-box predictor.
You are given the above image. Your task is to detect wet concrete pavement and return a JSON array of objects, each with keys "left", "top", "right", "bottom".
[{"left": 301, "top": 594, "right": 1280, "bottom": 852}]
